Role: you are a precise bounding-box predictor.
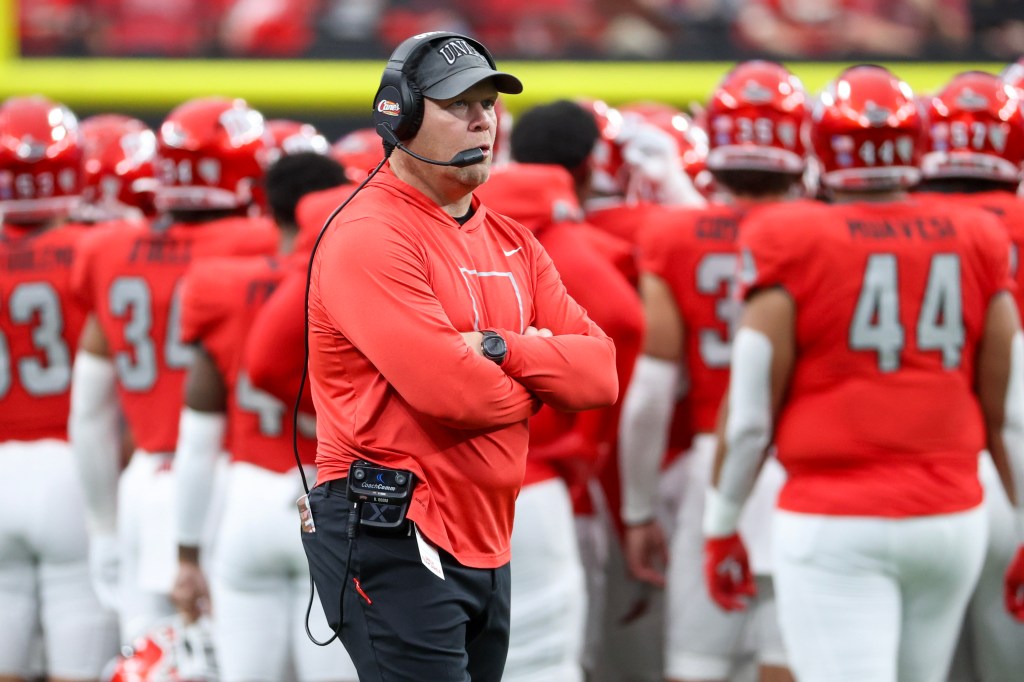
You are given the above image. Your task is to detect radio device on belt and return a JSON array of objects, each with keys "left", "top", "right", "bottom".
[{"left": 347, "top": 460, "right": 416, "bottom": 530}]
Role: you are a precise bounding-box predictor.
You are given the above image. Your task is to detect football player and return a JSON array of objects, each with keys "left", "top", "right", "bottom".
[
  {"left": 619, "top": 60, "right": 807, "bottom": 682},
  {"left": 0, "top": 95, "right": 119, "bottom": 682},
  {"left": 915, "top": 69, "right": 1024, "bottom": 682},
  {"left": 171, "top": 151, "right": 357, "bottom": 681},
  {"left": 69, "top": 96, "right": 278, "bottom": 645},
  {"left": 705, "top": 64, "right": 1022, "bottom": 681}
]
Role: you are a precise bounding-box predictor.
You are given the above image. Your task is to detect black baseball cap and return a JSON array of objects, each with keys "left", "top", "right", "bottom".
[{"left": 412, "top": 37, "right": 523, "bottom": 100}]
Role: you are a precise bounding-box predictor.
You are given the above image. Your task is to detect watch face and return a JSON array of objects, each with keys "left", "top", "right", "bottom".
[{"left": 482, "top": 333, "right": 506, "bottom": 361}]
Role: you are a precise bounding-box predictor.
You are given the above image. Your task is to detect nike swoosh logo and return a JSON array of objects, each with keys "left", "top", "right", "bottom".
[{"left": 503, "top": 247, "right": 522, "bottom": 257}]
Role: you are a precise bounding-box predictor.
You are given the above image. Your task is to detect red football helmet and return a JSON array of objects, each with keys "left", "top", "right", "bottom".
[
  {"left": 156, "top": 96, "right": 271, "bottom": 212},
  {"left": 705, "top": 60, "right": 808, "bottom": 174},
  {"left": 0, "top": 95, "right": 82, "bottom": 222},
  {"left": 265, "top": 118, "right": 329, "bottom": 165},
  {"left": 920, "top": 71, "right": 1024, "bottom": 183},
  {"left": 79, "top": 114, "right": 158, "bottom": 219},
  {"left": 619, "top": 101, "right": 709, "bottom": 182},
  {"left": 108, "top": 616, "right": 217, "bottom": 682},
  {"left": 330, "top": 127, "right": 385, "bottom": 183},
  {"left": 811, "top": 65, "right": 921, "bottom": 190},
  {"left": 577, "top": 98, "right": 627, "bottom": 196}
]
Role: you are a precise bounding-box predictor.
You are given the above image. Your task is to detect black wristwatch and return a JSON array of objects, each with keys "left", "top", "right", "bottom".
[{"left": 480, "top": 330, "right": 507, "bottom": 364}]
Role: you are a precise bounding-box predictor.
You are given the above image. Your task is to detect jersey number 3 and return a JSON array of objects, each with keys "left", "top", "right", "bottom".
[
  {"left": 849, "top": 253, "right": 964, "bottom": 372},
  {"left": 0, "top": 282, "right": 71, "bottom": 398}
]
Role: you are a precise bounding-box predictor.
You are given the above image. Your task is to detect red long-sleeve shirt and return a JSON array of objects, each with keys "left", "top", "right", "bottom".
[{"left": 308, "top": 165, "right": 617, "bottom": 568}]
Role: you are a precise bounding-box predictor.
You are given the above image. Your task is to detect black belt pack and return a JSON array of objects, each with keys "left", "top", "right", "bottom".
[{"left": 343, "top": 459, "right": 416, "bottom": 531}]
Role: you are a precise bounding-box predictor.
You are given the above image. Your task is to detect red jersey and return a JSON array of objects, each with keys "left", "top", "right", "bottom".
[
  {"left": 586, "top": 201, "right": 670, "bottom": 246},
  {"left": 241, "top": 184, "right": 359, "bottom": 412},
  {"left": 585, "top": 198, "right": 697, "bottom": 452},
  {"left": 476, "top": 164, "right": 645, "bottom": 490},
  {"left": 71, "top": 217, "right": 278, "bottom": 453},
  {"left": 309, "top": 165, "right": 616, "bottom": 568},
  {"left": 179, "top": 254, "right": 315, "bottom": 472},
  {"left": 244, "top": 266, "right": 312, "bottom": 413},
  {"left": 926, "top": 191, "right": 1024, "bottom": 316},
  {"left": 740, "top": 197, "right": 1011, "bottom": 517},
  {"left": 0, "top": 223, "right": 88, "bottom": 441},
  {"left": 294, "top": 183, "right": 357, "bottom": 256},
  {"left": 585, "top": 201, "right": 673, "bottom": 286},
  {"left": 640, "top": 204, "right": 742, "bottom": 434},
  {"left": 583, "top": 198, "right": 699, "bottom": 527}
]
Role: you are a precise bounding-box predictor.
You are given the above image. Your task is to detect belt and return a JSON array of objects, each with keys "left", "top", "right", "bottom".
[{"left": 322, "top": 478, "right": 349, "bottom": 498}]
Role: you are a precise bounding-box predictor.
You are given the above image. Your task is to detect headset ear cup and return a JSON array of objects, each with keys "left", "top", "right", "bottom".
[
  {"left": 403, "top": 79, "right": 425, "bottom": 141},
  {"left": 373, "top": 77, "right": 406, "bottom": 143}
]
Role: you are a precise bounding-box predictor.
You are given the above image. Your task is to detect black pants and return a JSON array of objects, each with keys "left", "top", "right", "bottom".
[{"left": 301, "top": 481, "right": 512, "bottom": 682}]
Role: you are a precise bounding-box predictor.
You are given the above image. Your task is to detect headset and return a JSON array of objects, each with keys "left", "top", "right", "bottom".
[
  {"left": 372, "top": 30, "right": 490, "bottom": 167},
  {"left": 294, "top": 31, "right": 493, "bottom": 647}
]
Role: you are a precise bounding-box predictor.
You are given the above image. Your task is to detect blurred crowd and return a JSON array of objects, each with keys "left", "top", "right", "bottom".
[{"left": 18, "top": 0, "right": 1024, "bottom": 60}]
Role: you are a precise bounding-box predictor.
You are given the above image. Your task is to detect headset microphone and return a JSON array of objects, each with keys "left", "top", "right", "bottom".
[{"left": 376, "top": 122, "right": 486, "bottom": 168}]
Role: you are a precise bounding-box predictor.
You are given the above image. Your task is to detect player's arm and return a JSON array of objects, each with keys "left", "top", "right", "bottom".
[
  {"left": 618, "top": 272, "right": 683, "bottom": 585},
  {"left": 318, "top": 220, "right": 539, "bottom": 430},
  {"left": 707, "top": 286, "right": 793, "bottom": 530},
  {"left": 172, "top": 345, "right": 227, "bottom": 623},
  {"left": 978, "top": 292, "right": 1024, "bottom": 510},
  {"left": 976, "top": 291, "right": 1024, "bottom": 621},
  {"left": 495, "top": 245, "right": 619, "bottom": 412},
  {"left": 703, "top": 287, "right": 794, "bottom": 610},
  {"left": 68, "top": 315, "right": 121, "bottom": 609},
  {"left": 70, "top": 315, "right": 118, "bottom": 532}
]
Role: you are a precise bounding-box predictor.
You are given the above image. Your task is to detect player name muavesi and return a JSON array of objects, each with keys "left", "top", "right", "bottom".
[{"left": 846, "top": 216, "right": 956, "bottom": 240}]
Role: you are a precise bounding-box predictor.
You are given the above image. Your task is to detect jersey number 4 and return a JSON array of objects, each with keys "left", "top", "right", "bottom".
[
  {"left": 0, "top": 282, "right": 71, "bottom": 398},
  {"left": 849, "top": 253, "right": 964, "bottom": 372}
]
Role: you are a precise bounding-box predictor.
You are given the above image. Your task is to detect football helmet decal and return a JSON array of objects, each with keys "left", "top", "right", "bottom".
[
  {"left": 811, "top": 65, "right": 921, "bottom": 190},
  {"left": 0, "top": 95, "right": 82, "bottom": 222},
  {"left": 921, "top": 71, "right": 1024, "bottom": 183},
  {"left": 156, "top": 96, "right": 271, "bottom": 212},
  {"left": 705, "top": 60, "right": 809, "bottom": 173}
]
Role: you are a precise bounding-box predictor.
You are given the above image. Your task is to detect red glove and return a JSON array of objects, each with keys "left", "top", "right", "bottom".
[
  {"left": 704, "top": 533, "right": 756, "bottom": 612},
  {"left": 1005, "top": 545, "right": 1024, "bottom": 622}
]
